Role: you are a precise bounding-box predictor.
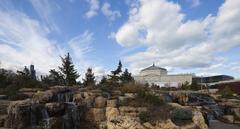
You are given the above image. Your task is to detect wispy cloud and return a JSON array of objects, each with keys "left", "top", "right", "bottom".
[
  {"left": 0, "top": 10, "right": 64, "bottom": 73},
  {"left": 85, "top": 0, "right": 100, "bottom": 18},
  {"left": 101, "top": 2, "right": 121, "bottom": 21},
  {"left": 186, "top": 0, "right": 201, "bottom": 8},
  {"left": 29, "top": 0, "right": 61, "bottom": 32}
]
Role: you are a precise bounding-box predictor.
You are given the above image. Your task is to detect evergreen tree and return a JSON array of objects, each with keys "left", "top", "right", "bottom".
[
  {"left": 108, "top": 60, "right": 122, "bottom": 86},
  {"left": 59, "top": 53, "right": 79, "bottom": 86},
  {"left": 98, "top": 76, "right": 108, "bottom": 86},
  {"left": 41, "top": 69, "right": 65, "bottom": 86},
  {"left": 83, "top": 68, "right": 96, "bottom": 87},
  {"left": 120, "top": 68, "right": 134, "bottom": 84}
]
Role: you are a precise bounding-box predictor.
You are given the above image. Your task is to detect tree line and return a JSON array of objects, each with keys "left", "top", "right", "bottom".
[{"left": 0, "top": 53, "right": 134, "bottom": 96}]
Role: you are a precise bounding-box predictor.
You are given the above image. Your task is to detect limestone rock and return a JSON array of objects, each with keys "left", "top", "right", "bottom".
[
  {"left": 33, "top": 90, "right": 53, "bottom": 103},
  {"left": 107, "top": 116, "right": 145, "bottom": 129},
  {"left": 73, "top": 92, "right": 94, "bottom": 107},
  {"left": 119, "top": 106, "right": 147, "bottom": 117},
  {"left": 86, "top": 108, "right": 106, "bottom": 123},
  {"left": 106, "top": 107, "right": 120, "bottom": 120},
  {"left": 94, "top": 96, "right": 107, "bottom": 108},
  {"left": 107, "top": 99, "right": 118, "bottom": 107},
  {"left": 222, "top": 115, "right": 235, "bottom": 124},
  {"left": 192, "top": 111, "right": 208, "bottom": 129}
]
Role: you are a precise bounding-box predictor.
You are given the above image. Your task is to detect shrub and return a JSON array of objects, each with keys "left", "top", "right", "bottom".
[
  {"left": 218, "top": 86, "right": 234, "bottom": 98},
  {"left": 171, "top": 108, "right": 192, "bottom": 120},
  {"left": 120, "top": 82, "right": 143, "bottom": 93}
]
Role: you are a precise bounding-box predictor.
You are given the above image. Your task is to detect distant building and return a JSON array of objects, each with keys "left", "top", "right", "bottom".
[
  {"left": 134, "top": 64, "right": 234, "bottom": 87},
  {"left": 30, "top": 64, "right": 36, "bottom": 80},
  {"left": 134, "top": 64, "right": 193, "bottom": 87},
  {"left": 193, "top": 75, "right": 234, "bottom": 85}
]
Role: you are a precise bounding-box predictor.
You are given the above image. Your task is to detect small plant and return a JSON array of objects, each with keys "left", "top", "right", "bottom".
[
  {"left": 171, "top": 108, "right": 192, "bottom": 120},
  {"left": 218, "top": 86, "right": 234, "bottom": 98}
]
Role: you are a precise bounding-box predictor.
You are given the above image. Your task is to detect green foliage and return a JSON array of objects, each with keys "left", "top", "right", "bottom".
[
  {"left": 41, "top": 69, "right": 65, "bottom": 86},
  {"left": 108, "top": 60, "right": 122, "bottom": 86},
  {"left": 171, "top": 108, "right": 192, "bottom": 120},
  {"left": 218, "top": 86, "right": 234, "bottom": 98},
  {"left": 120, "top": 82, "right": 140, "bottom": 93},
  {"left": 59, "top": 53, "right": 79, "bottom": 86},
  {"left": 136, "top": 90, "right": 163, "bottom": 106},
  {"left": 120, "top": 68, "right": 134, "bottom": 85},
  {"left": 83, "top": 68, "right": 96, "bottom": 87}
]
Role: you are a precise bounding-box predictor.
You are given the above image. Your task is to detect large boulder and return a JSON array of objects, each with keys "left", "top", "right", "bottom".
[
  {"left": 119, "top": 106, "right": 147, "bottom": 117},
  {"left": 86, "top": 108, "right": 106, "bottom": 123},
  {"left": 107, "top": 116, "right": 145, "bottom": 129},
  {"left": 106, "top": 107, "right": 119, "bottom": 120},
  {"left": 107, "top": 99, "right": 118, "bottom": 107},
  {"left": 5, "top": 99, "right": 43, "bottom": 129},
  {"left": 144, "top": 119, "right": 179, "bottom": 129},
  {"left": 192, "top": 111, "right": 208, "bottom": 129},
  {"left": 73, "top": 92, "right": 95, "bottom": 107},
  {"left": 33, "top": 90, "right": 53, "bottom": 103},
  {"left": 94, "top": 96, "right": 107, "bottom": 108}
]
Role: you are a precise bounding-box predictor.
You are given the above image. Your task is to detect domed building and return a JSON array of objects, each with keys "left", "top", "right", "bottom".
[{"left": 134, "top": 64, "right": 194, "bottom": 87}]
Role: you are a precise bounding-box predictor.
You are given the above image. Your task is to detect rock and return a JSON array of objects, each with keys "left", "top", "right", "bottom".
[
  {"left": 73, "top": 92, "right": 94, "bottom": 107},
  {"left": 0, "top": 100, "right": 10, "bottom": 115},
  {"left": 33, "top": 90, "right": 53, "bottom": 103},
  {"left": 154, "top": 119, "right": 179, "bottom": 129},
  {"left": 0, "top": 115, "right": 7, "bottom": 127},
  {"left": 107, "top": 116, "right": 145, "bottom": 129},
  {"left": 86, "top": 108, "right": 106, "bottom": 123},
  {"left": 107, "top": 99, "right": 118, "bottom": 107},
  {"left": 192, "top": 111, "right": 208, "bottom": 129},
  {"left": 45, "top": 103, "right": 65, "bottom": 117},
  {"left": 119, "top": 106, "right": 147, "bottom": 117},
  {"left": 231, "top": 108, "right": 240, "bottom": 119},
  {"left": 94, "top": 96, "right": 107, "bottom": 108},
  {"left": 5, "top": 99, "right": 33, "bottom": 129},
  {"left": 106, "top": 107, "right": 120, "bottom": 120},
  {"left": 222, "top": 115, "right": 235, "bottom": 124}
]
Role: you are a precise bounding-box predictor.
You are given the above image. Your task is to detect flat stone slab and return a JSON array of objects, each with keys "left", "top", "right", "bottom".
[{"left": 209, "top": 120, "right": 240, "bottom": 129}]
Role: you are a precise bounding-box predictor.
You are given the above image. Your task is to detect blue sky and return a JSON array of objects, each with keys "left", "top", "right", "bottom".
[{"left": 0, "top": 0, "right": 240, "bottom": 78}]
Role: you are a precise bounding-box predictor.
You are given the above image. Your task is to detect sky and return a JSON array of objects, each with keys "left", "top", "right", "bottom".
[{"left": 0, "top": 0, "right": 240, "bottom": 79}]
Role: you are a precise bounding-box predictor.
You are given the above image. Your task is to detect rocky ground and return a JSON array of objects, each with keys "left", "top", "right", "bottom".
[{"left": 0, "top": 86, "right": 239, "bottom": 129}]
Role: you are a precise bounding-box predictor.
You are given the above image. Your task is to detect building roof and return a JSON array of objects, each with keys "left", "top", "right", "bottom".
[{"left": 141, "top": 64, "right": 167, "bottom": 71}]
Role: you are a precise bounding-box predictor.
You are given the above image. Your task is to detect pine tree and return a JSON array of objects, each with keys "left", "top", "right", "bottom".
[
  {"left": 59, "top": 53, "right": 79, "bottom": 86},
  {"left": 120, "top": 68, "right": 134, "bottom": 84},
  {"left": 83, "top": 68, "right": 96, "bottom": 87},
  {"left": 42, "top": 69, "right": 65, "bottom": 86},
  {"left": 98, "top": 76, "right": 108, "bottom": 86},
  {"left": 108, "top": 60, "right": 122, "bottom": 86}
]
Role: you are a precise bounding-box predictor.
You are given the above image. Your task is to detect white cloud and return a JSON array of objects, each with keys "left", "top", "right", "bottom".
[
  {"left": 186, "top": 0, "right": 201, "bottom": 8},
  {"left": 29, "top": 0, "right": 60, "bottom": 32},
  {"left": 115, "top": 0, "right": 240, "bottom": 74},
  {"left": 85, "top": 0, "right": 100, "bottom": 18},
  {"left": 0, "top": 10, "right": 64, "bottom": 74},
  {"left": 101, "top": 3, "right": 121, "bottom": 21}
]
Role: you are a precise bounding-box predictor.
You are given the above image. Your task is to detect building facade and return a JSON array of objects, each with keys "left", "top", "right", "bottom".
[
  {"left": 134, "top": 64, "right": 193, "bottom": 87},
  {"left": 134, "top": 64, "right": 234, "bottom": 87}
]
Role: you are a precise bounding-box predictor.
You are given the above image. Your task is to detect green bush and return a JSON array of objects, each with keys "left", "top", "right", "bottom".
[
  {"left": 218, "top": 86, "right": 234, "bottom": 98},
  {"left": 171, "top": 108, "right": 192, "bottom": 120}
]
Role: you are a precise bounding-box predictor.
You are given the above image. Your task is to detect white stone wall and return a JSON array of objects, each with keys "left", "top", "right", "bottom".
[
  {"left": 140, "top": 69, "right": 167, "bottom": 76},
  {"left": 134, "top": 74, "right": 193, "bottom": 87}
]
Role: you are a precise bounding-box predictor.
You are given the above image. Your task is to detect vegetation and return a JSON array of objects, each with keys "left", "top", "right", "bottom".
[
  {"left": 120, "top": 68, "right": 134, "bottom": 85},
  {"left": 108, "top": 60, "right": 122, "bottom": 87},
  {"left": 83, "top": 68, "right": 96, "bottom": 87},
  {"left": 218, "top": 86, "right": 235, "bottom": 98},
  {"left": 59, "top": 53, "right": 80, "bottom": 86},
  {"left": 171, "top": 108, "right": 192, "bottom": 120}
]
